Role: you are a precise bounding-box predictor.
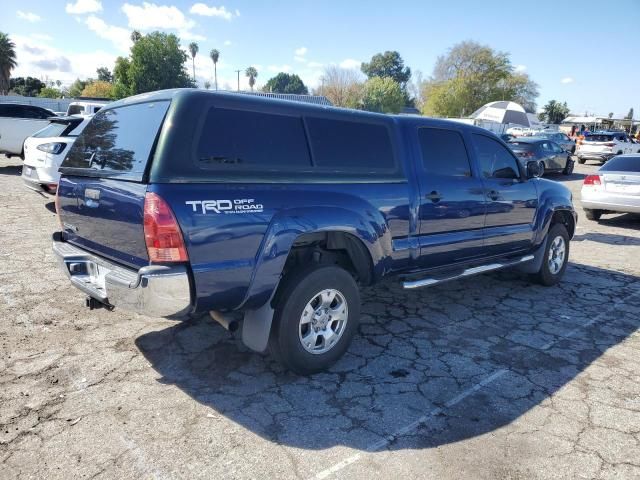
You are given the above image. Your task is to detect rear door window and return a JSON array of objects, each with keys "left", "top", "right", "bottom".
[
  {"left": 418, "top": 127, "right": 471, "bottom": 177},
  {"left": 305, "top": 117, "right": 395, "bottom": 171},
  {"left": 472, "top": 134, "right": 521, "bottom": 179},
  {"left": 196, "top": 107, "right": 311, "bottom": 169},
  {"left": 60, "top": 101, "right": 169, "bottom": 180},
  {"left": 600, "top": 156, "right": 640, "bottom": 172}
]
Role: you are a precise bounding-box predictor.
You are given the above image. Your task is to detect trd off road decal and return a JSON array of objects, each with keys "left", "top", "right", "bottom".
[{"left": 185, "top": 199, "right": 264, "bottom": 214}]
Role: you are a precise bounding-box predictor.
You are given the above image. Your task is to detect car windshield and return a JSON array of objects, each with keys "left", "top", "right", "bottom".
[
  {"left": 600, "top": 156, "right": 640, "bottom": 172},
  {"left": 585, "top": 134, "right": 614, "bottom": 142},
  {"left": 32, "top": 122, "right": 71, "bottom": 138}
]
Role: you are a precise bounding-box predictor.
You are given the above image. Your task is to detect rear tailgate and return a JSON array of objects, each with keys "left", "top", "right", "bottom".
[
  {"left": 57, "top": 100, "right": 170, "bottom": 269},
  {"left": 579, "top": 135, "right": 615, "bottom": 154},
  {"left": 601, "top": 172, "right": 640, "bottom": 196}
]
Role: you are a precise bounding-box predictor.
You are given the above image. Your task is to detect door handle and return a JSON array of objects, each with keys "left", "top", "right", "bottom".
[
  {"left": 487, "top": 190, "right": 500, "bottom": 201},
  {"left": 425, "top": 191, "right": 442, "bottom": 202}
]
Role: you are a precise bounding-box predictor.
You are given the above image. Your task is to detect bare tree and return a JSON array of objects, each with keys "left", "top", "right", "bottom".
[{"left": 316, "top": 66, "right": 364, "bottom": 108}]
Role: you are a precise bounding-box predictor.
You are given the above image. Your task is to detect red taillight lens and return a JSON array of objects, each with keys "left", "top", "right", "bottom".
[
  {"left": 516, "top": 151, "right": 535, "bottom": 158},
  {"left": 605, "top": 142, "right": 615, "bottom": 147},
  {"left": 584, "top": 175, "right": 602, "bottom": 186},
  {"left": 143, "top": 192, "right": 188, "bottom": 263}
]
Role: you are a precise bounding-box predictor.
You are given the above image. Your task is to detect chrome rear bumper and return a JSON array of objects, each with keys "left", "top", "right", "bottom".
[{"left": 52, "top": 233, "right": 192, "bottom": 318}]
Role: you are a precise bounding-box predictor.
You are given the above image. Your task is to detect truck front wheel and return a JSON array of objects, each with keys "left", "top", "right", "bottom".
[
  {"left": 269, "top": 265, "right": 360, "bottom": 375},
  {"left": 532, "top": 223, "right": 570, "bottom": 286}
]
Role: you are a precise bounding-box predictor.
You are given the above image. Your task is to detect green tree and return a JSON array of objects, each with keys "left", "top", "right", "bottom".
[
  {"left": 188, "top": 42, "right": 199, "bottom": 83},
  {"left": 317, "top": 65, "right": 363, "bottom": 108},
  {"left": 68, "top": 78, "right": 88, "bottom": 98},
  {"left": 361, "top": 51, "right": 412, "bottom": 105},
  {"left": 421, "top": 40, "right": 539, "bottom": 117},
  {"left": 361, "top": 77, "right": 404, "bottom": 113},
  {"left": 204, "top": 80, "right": 211, "bottom": 90},
  {"left": 130, "top": 30, "right": 142, "bottom": 43},
  {"left": 38, "top": 86, "right": 63, "bottom": 98},
  {"left": 626, "top": 108, "right": 634, "bottom": 120},
  {"left": 209, "top": 48, "right": 219, "bottom": 90},
  {"left": 245, "top": 66, "right": 258, "bottom": 91},
  {"left": 81, "top": 80, "right": 114, "bottom": 98},
  {"left": 608, "top": 112, "right": 614, "bottom": 119},
  {"left": 112, "top": 32, "right": 193, "bottom": 99},
  {"left": 0, "top": 32, "right": 18, "bottom": 95},
  {"left": 539, "top": 100, "right": 570, "bottom": 124},
  {"left": 263, "top": 72, "right": 308, "bottom": 94},
  {"left": 96, "top": 67, "right": 113, "bottom": 82},
  {"left": 9, "top": 76, "right": 45, "bottom": 97}
]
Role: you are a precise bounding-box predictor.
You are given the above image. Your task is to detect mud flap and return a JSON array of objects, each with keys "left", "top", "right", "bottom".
[
  {"left": 242, "top": 300, "right": 274, "bottom": 353},
  {"left": 517, "top": 238, "right": 547, "bottom": 274}
]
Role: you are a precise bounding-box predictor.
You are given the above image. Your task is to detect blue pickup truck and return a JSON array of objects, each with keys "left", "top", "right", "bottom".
[{"left": 53, "top": 89, "right": 576, "bottom": 374}]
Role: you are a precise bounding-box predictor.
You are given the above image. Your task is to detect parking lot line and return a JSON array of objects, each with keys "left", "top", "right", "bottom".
[{"left": 311, "top": 288, "right": 640, "bottom": 480}]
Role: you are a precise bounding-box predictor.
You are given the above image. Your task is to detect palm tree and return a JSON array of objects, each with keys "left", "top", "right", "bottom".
[
  {"left": 245, "top": 66, "right": 258, "bottom": 91},
  {"left": 130, "top": 30, "right": 142, "bottom": 43},
  {"left": 209, "top": 49, "right": 219, "bottom": 90},
  {"left": 0, "top": 32, "right": 17, "bottom": 96},
  {"left": 189, "top": 42, "right": 199, "bottom": 84}
]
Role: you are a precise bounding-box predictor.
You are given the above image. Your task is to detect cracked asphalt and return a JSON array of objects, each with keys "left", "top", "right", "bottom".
[{"left": 1, "top": 155, "right": 639, "bottom": 479}]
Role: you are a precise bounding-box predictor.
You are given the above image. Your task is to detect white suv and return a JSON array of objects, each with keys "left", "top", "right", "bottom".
[
  {"left": 0, "top": 103, "right": 56, "bottom": 158},
  {"left": 576, "top": 132, "right": 640, "bottom": 164}
]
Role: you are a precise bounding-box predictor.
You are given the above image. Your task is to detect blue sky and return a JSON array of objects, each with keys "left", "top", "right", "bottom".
[{"left": 2, "top": 0, "right": 639, "bottom": 117}]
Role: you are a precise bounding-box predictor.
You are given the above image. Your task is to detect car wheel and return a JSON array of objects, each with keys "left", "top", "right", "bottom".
[
  {"left": 269, "top": 264, "right": 360, "bottom": 375},
  {"left": 577, "top": 157, "right": 585, "bottom": 164},
  {"left": 584, "top": 209, "right": 602, "bottom": 221},
  {"left": 532, "top": 223, "right": 570, "bottom": 286},
  {"left": 562, "top": 157, "right": 574, "bottom": 175}
]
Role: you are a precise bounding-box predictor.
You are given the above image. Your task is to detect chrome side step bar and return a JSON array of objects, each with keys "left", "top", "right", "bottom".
[{"left": 402, "top": 255, "right": 535, "bottom": 289}]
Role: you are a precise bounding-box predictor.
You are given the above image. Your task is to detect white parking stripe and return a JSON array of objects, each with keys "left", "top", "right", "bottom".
[{"left": 311, "top": 289, "right": 640, "bottom": 480}]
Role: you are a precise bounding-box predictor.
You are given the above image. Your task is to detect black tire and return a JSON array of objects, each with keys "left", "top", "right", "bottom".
[
  {"left": 577, "top": 157, "right": 585, "bottom": 164},
  {"left": 584, "top": 209, "right": 602, "bottom": 221},
  {"left": 563, "top": 157, "right": 574, "bottom": 175},
  {"left": 532, "top": 223, "right": 570, "bottom": 286},
  {"left": 269, "top": 264, "right": 360, "bottom": 375}
]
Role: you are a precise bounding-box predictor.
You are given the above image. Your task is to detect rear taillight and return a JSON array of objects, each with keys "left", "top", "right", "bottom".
[
  {"left": 584, "top": 175, "right": 602, "bottom": 186},
  {"left": 143, "top": 192, "right": 188, "bottom": 263},
  {"left": 604, "top": 142, "right": 615, "bottom": 148},
  {"left": 54, "top": 188, "right": 63, "bottom": 230}
]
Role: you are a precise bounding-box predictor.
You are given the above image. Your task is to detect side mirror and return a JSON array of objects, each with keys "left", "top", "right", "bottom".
[{"left": 526, "top": 161, "right": 542, "bottom": 179}]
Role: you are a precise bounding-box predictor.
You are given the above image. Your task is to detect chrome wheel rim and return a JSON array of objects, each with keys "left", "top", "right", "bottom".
[
  {"left": 547, "top": 235, "right": 566, "bottom": 275},
  {"left": 298, "top": 289, "right": 348, "bottom": 355}
]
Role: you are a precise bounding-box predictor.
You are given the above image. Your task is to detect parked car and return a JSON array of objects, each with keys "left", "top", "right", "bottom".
[
  {"left": 508, "top": 137, "right": 574, "bottom": 176},
  {"left": 52, "top": 89, "right": 577, "bottom": 374},
  {"left": 581, "top": 154, "right": 640, "bottom": 220},
  {"left": 576, "top": 132, "right": 639, "bottom": 164},
  {"left": 0, "top": 103, "right": 55, "bottom": 158},
  {"left": 66, "top": 100, "right": 108, "bottom": 116},
  {"left": 506, "top": 126, "right": 531, "bottom": 137},
  {"left": 533, "top": 132, "right": 575, "bottom": 153},
  {"left": 22, "top": 115, "right": 91, "bottom": 193}
]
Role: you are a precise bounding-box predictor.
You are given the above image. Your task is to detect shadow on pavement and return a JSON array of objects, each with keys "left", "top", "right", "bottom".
[
  {"left": 0, "top": 164, "right": 22, "bottom": 176},
  {"left": 44, "top": 201, "right": 57, "bottom": 214},
  {"left": 573, "top": 231, "right": 640, "bottom": 245},
  {"left": 136, "top": 263, "right": 639, "bottom": 451}
]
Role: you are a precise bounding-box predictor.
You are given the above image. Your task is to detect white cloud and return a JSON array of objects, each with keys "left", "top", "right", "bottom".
[
  {"left": 66, "top": 0, "right": 102, "bottom": 14},
  {"left": 122, "top": 2, "right": 194, "bottom": 30},
  {"left": 85, "top": 15, "right": 131, "bottom": 52},
  {"left": 561, "top": 77, "right": 574, "bottom": 84},
  {"left": 235, "top": 9, "right": 240, "bottom": 16},
  {"left": 223, "top": 40, "right": 232, "bottom": 46},
  {"left": 179, "top": 30, "right": 206, "bottom": 41},
  {"left": 10, "top": 34, "right": 116, "bottom": 85},
  {"left": 190, "top": 3, "right": 237, "bottom": 20},
  {"left": 294, "top": 56, "right": 306, "bottom": 63},
  {"left": 514, "top": 64, "right": 527, "bottom": 73},
  {"left": 295, "top": 47, "right": 307, "bottom": 56},
  {"left": 17, "top": 11, "right": 41, "bottom": 22},
  {"left": 339, "top": 58, "right": 360, "bottom": 69}
]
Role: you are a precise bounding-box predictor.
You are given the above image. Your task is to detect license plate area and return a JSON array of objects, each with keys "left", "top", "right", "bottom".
[{"left": 606, "top": 183, "right": 640, "bottom": 194}]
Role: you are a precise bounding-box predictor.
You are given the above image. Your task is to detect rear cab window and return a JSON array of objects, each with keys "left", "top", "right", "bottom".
[{"left": 60, "top": 101, "right": 170, "bottom": 181}]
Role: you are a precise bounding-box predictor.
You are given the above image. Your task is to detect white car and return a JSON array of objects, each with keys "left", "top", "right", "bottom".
[
  {"left": 576, "top": 132, "right": 640, "bottom": 164},
  {"left": 0, "top": 103, "right": 56, "bottom": 158},
  {"left": 22, "top": 115, "right": 91, "bottom": 193},
  {"left": 506, "top": 126, "right": 532, "bottom": 137},
  {"left": 66, "top": 100, "right": 108, "bottom": 116}
]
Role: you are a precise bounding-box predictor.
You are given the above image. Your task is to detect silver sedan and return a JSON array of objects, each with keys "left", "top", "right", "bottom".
[{"left": 581, "top": 154, "right": 640, "bottom": 221}]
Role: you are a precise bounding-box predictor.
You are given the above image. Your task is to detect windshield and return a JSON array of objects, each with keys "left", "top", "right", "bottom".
[
  {"left": 600, "top": 156, "right": 640, "bottom": 172},
  {"left": 585, "top": 134, "right": 614, "bottom": 142},
  {"left": 32, "top": 122, "right": 72, "bottom": 138}
]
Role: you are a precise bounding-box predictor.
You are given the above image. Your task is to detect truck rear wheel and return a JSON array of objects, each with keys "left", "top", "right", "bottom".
[
  {"left": 584, "top": 209, "right": 602, "bottom": 221},
  {"left": 269, "top": 265, "right": 360, "bottom": 375},
  {"left": 532, "top": 223, "right": 570, "bottom": 286}
]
